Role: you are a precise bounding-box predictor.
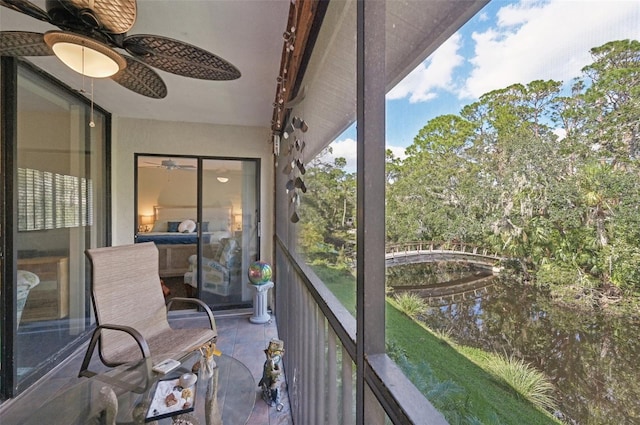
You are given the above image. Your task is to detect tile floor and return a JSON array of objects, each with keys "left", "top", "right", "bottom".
[{"left": 0, "top": 311, "right": 292, "bottom": 425}]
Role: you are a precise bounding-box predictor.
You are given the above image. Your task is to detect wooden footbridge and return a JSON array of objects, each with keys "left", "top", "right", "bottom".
[
  {"left": 385, "top": 241, "right": 505, "bottom": 303},
  {"left": 385, "top": 241, "right": 503, "bottom": 271}
]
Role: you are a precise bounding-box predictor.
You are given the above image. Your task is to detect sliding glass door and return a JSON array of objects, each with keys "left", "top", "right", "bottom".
[
  {"left": 136, "top": 155, "right": 259, "bottom": 311},
  {"left": 198, "top": 159, "right": 258, "bottom": 308},
  {"left": 2, "top": 59, "right": 109, "bottom": 396}
]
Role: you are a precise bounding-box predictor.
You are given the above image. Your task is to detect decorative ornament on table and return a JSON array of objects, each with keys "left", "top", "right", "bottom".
[
  {"left": 179, "top": 373, "right": 198, "bottom": 388},
  {"left": 258, "top": 338, "right": 285, "bottom": 411},
  {"left": 194, "top": 341, "right": 221, "bottom": 378}
]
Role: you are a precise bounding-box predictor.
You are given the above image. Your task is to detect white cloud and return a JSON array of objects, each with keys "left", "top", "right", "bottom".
[
  {"left": 387, "top": 145, "right": 407, "bottom": 162},
  {"left": 553, "top": 128, "right": 566, "bottom": 140},
  {"left": 385, "top": 1, "right": 640, "bottom": 105},
  {"left": 328, "top": 138, "right": 357, "bottom": 172},
  {"left": 387, "top": 33, "right": 464, "bottom": 103},
  {"left": 460, "top": 0, "right": 640, "bottom": 99},
  {"left": 326, "top": 139, "right": 407, "bottom": 173}
]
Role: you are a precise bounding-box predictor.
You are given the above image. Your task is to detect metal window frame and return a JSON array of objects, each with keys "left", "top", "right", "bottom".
[{"left": 1, "top": 55, "right": 19, "bottom": 400}]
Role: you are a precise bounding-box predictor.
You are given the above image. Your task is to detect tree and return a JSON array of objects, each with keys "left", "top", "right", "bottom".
[
  {"left": 387, "top": 114, "right": 484, "bottom": 243},
  {"left": 302, "top": 39, "right": 640, "bottom": 296},
  {"left": 298, "top": 149, "right": 356, "bottom": 268},
  {"left": 579, "top": 39, "right": 640, "bottom": 164}
]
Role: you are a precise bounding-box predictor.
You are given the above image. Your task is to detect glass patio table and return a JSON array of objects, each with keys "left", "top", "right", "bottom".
[{"left": 22, "top": 351, "right": 256, "bottom": 425}]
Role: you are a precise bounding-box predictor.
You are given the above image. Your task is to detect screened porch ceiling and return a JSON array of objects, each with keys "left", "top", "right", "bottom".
[{"left": 2, "top": 0, "right": 488, "bottom": 154}]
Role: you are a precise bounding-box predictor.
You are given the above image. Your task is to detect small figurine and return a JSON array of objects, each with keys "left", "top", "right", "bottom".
[
  {"left": 197, "top": 341, "right": 221, "bottom": 378},
  {"left": 258, "top": 338, "right": 285, "bottom": 411}
]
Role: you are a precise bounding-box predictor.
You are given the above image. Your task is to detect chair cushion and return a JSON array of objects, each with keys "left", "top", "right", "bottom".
[{"left": 102, "top": 327, "right": 216, "bottom": 365}]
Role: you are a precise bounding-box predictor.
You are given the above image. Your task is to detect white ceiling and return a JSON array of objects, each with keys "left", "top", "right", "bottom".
[{"left": 1, "top": 0, "right": 290, "bottom": 127}]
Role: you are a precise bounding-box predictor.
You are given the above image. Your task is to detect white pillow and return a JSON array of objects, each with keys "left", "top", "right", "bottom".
[{"left": 178, "top": 219, "right": 196, "bottom": 233}]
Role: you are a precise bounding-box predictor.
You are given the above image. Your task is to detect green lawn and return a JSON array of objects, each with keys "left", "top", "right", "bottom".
[{"left": 314, "top": 264, "right": 559, "bottom": 425}]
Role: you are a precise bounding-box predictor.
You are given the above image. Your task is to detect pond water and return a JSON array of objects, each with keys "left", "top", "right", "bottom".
[{"left": 388, "top": 264, "right": 640, "bottom": 425}]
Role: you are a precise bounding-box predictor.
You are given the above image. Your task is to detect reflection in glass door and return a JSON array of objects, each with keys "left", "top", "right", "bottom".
[
  {"left": 136, "top": 156, "right": 258, "bottom": 311},
  {"left": 136, "top": 155, "right": 198, "bottom": 289},
  {"left": 198, "top": 159, "right": 258, "bottom": 309},
  {"left": 12, "top": 63, "right": 107, "bottom": 393}
]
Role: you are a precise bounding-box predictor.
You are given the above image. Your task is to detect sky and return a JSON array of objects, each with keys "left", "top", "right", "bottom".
[{"left": 328, "top": 0, "right": 640, "bottom": 172}]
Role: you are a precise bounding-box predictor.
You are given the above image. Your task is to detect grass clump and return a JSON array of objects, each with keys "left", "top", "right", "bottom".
[
  {"left": 394, "top": 292, "right": 427, "bottom": 318},
  {"left": 482, "top": 353, "right": 557, "bottom": 413}
]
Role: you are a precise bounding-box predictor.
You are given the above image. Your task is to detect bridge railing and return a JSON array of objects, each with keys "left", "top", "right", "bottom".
[{"left": 385, "top": 241, "right": 501, "bottom": 259}]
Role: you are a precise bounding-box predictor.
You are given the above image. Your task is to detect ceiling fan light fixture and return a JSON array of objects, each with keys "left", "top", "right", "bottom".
[
  {"left": 217, "top": 176, "right": 229, "bottom": 183},
  {"left": 44, "top": 31, "right": 126, "bottom": 78}
]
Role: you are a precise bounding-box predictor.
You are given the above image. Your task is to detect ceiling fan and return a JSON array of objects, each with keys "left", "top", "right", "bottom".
[
  {"left": 0, "top": 0, "right": 241, "bottom": 99},
  {"left": 144, "top": 159, "right": 196, "bottom": 171}
]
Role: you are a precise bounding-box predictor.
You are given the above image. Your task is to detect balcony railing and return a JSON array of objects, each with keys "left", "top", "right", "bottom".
[{"left": 275, "top": 237, "right": 448, "bottom": 425}]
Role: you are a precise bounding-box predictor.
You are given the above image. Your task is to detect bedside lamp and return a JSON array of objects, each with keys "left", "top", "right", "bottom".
[
  {"left": 233, "top": 213, "right": 242, "bottom": 231},
  {"left": 139, "top": 215, "right": 154, "bottom": 232}
]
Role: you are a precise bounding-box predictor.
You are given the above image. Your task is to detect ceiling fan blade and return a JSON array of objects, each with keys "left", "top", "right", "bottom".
[
  {"left": 0, "top": 31, "right": 53, "bottom": 56},
  {"left": 111, "top": 55, "right": 167, "bottom": 99},
  {"left": 0, "top": 0, "right": 51, "bottom": 22},
  {"left": 123, "top": 34, "right": 241, "bottom": 81},
  {"left": 60, "top": 0, "right": 136, "bottom": 34}
]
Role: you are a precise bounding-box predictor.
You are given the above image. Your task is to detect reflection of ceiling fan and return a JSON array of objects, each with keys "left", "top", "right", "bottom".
[
  {"left": 0, "top": 0, "right": 241, "bottom": 99},
  {"left": 145, "top": 159, "right": 196, "bottom": 171}
]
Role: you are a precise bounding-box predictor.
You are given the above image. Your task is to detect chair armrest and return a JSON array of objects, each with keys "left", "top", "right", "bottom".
[
  {"left": 166, "top": 297, "right": 217, "bottom": 337},
  {"left": 202, "top": 258, "right": 229, "bottom": 273},
  {"left": 79, "top": 324, "right": 151, "bottom": 378}
]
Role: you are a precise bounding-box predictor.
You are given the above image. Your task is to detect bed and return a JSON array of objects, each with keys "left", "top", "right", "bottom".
[{"left": 136, "top": 206, "right": 233, "bottom": 277}]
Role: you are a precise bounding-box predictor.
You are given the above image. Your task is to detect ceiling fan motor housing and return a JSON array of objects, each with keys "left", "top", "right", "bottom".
[
  {"left": 45, "top": 0, "right": 136, "bottom": 35},
  {"left": 46, "top": 0, "right": 94, "bottom": 30}
]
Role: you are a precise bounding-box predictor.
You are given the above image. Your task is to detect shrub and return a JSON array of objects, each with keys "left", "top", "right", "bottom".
[
  {"left": 394, "top": 292, "right": 426, "bottom": 318},
  {"left": 482, "top": 353, "right": 557, "bottom": 413}
]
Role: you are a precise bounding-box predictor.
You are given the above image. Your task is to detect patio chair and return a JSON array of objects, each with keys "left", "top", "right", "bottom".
[
  {"left": 184, "top": 237, "right": 242, "bottom": 296},
  {"left": 79, "top": 242, "right": 217, "bottom": 378}
]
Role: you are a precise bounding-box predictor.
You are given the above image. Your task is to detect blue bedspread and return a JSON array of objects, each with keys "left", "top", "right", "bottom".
[{"left": 136, "top": 232, "right": 212, "bottom": 244}]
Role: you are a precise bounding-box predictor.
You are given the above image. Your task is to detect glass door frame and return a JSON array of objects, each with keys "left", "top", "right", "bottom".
[{"left": 1, "top": 55, "right": 20, "bottom": 400}]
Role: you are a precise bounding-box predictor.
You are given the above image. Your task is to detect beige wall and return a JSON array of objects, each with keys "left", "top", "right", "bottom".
[
  {"left": 137, "top": 168, "right": 199, "bottom": 216},
  {"left": 137, "top": 167, "right": 243, "bottom": 217},
  {"left": 112, "top": 117, "right": 274, "bottom": 264}
]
